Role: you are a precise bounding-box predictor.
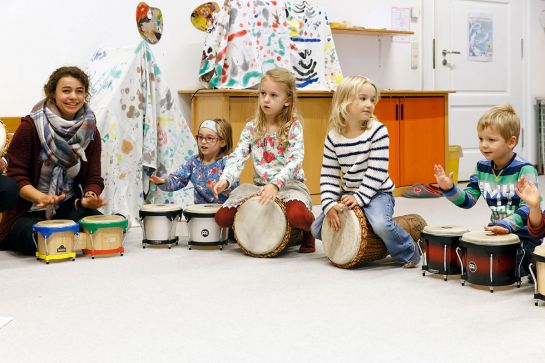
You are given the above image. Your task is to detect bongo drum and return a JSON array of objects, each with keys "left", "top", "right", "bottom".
[
  {"left": 321, "top": 206, "right": 427, "bottom": 269},
  {"left": 183, "top": 204, "right": 227, "bottom": 250},
  {"left": 33, "top": 220, "right": 79, "bottom": 263},
  {"left": 139, "top": 204, "right": 183, "bottom": 249},
  {"left": 457, "top": 231, "right": 522, "bottom": 292},
  {"left": 233, "top": 195, "right": 299, "bottom": 258},
  {"left": 420, "top": 225, "right": 469, "bottom": 280},
  {"left": 79, "top": 215, "right": 128, "bottom": 258},
  {"left": 529, "top": 245, "right": 545, "bottom": 306}
]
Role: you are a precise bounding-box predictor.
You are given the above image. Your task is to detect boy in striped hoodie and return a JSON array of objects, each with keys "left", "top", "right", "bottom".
[
  {"left": 310, "top": 76, "right": 420, "bottom": 267},
  {"left": 434, "top": 104, "right": 543, "bottom": 276}
]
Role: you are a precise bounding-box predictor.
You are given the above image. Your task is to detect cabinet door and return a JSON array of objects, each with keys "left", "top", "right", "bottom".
[
  {"left": 298, "top": 97, "right": 331, "bottom": 205},
  {"left": 399, "top": 97, "right": 445, "bottom": 186},
  {"left": 229, "top": 97, "right": 257, "bottom": 184},
  {"left": 374, "top": 97, "right": 400, "bottom": 186}
]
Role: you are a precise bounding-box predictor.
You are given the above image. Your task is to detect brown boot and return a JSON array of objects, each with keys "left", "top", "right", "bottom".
[{"left": 299, "top": 231, "right": 315, "bottom": 253}]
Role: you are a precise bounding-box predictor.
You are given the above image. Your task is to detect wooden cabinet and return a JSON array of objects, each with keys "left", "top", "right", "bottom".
[
  {"left": 179, "top": 89, "right": 451, "bottom": 203},
  {"left": 375, "top": 96, "right": 446, "bottom": 186}
]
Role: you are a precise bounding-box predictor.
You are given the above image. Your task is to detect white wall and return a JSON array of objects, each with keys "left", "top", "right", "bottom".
[
  {"left": 2, "top": 0, "right": 544, "bottom": 165},
  {"left": 524, "top": 0, "right": 545, "bottom": 163},
  {"left": 1, "top": 0, "right": 423, "bottom": 117}
]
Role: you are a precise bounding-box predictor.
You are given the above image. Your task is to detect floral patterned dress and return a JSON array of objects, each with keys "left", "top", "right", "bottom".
[{"left": 220, "top": 119, "right": 312, "bottom": 209}]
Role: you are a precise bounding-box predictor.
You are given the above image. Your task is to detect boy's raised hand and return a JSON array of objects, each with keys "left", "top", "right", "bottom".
[
  {"left": 433, "top": 164, "right": 453, "bottom": 190},
  {"left": 515, "top": 175, "right": 540, "bottom": 209},
  {"left": 326, "top": 204, "right": 344, "bottom": 231},
  {"left": 149, "top": 175, "right": 166, "bottom": 185}
]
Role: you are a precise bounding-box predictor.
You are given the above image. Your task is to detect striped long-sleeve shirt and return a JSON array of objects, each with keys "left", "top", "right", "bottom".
[
  {"left": 320, "top": 119, "right": 394, "bottom": 215},
  {"left": 442, "top": 154, "right": 538, "bottom": 232}
]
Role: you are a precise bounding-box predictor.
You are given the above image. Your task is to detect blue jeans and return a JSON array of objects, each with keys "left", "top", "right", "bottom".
[{"left": 311, "top": 192, "right": 418, "bottom": 264}]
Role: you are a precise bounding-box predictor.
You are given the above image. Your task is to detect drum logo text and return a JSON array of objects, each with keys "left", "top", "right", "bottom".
[
  {"left": 57, "top": 245, "right": 67, "bottom": 253},
  {"left": 201, "top": 229, "right": 209, "bottom": 237},
  {"left": 469, "top": 261, "right": 477, "bottom": 273}
]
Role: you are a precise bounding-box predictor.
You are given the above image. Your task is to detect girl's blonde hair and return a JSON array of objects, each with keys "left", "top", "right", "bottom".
[
  {"left": 328, "top": 76, "right": 380, "bottom": 134},
  {"left": 254, "top": 67, "right": 300, "bottom": 146},
  {"left": 197, "top": 118, "right": 233, "bottom": 160}
]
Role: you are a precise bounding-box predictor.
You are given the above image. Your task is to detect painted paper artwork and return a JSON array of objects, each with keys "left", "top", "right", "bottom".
[
  {"left": 198, "top": 0, "right": 343, "bottom": 91},
  {"left": 86, "top": 42, "right": 196, "bottom": 225},
  {"left": 468, "top": 13, "right": 493, "bottom": 62},
  {"left": 136, "top": 2, "right": 163, "bottom": 44},
  {"left": 191, "top": 2, "right": 220, "bottom": 32}
]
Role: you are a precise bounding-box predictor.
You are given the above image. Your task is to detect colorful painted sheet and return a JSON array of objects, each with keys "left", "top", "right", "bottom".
[
  {"left": 199, "top": 0, "right": 342, "bottom": 90},
  {"left": 86, "top": 41, "right": 197, "bottom": 225}
]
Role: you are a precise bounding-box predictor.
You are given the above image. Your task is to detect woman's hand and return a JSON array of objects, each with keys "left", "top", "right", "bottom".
[
  {"left": 258, "top": 184, "right": 278, "bottom": 204},
  {"left": 150, "top": 175, "right": 166, "bottom": 185},
  {"left": 340, "top": 195, "right": 358, "bottom": 209},
  {"left": 213, "top": 180, "right": 229, "bottom": 199},
  {"left": 326, "top": 204, "right": 344, "bottom": 232},
  {"left": 433, "top": 164, "right": 453, "bottom": 190},
  {"left": 81, "top": 192, "right": 106, "bottom": 209},
  {"left": 36, "top": 193, "right": 66, "bottom": 209},
  {"left": 484, "top": 225, "right": 509, "bottom": 235}
]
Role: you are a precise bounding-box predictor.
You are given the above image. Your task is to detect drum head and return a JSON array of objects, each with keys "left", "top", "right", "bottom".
[
  {"left": 533, "top": 244, "right": 545, "bottom": 258},
  {"left": 461, "top": 231, "right": 520, "bottom": 245},
  {"left": 0, "top": 120, "right": 6, "bottom": 153},
  {"left": 423, "top": 225, "right": 469, "bottom": 236},
  {"left": 35, "top": 219, "right": 77, "bottom": 228},
  {"left": 81, "top": 215, "right": 125, "bottom": 223},
  {"left": 140, "top": 203, "right": 183, "bottom": 212},
  {"left": 184, "top": 203, "right": 221, "bottom": 217},
  {"left": 234, "top": 197, "right": 287, "bottom": 255},
  {"left": 322, "top": 208, "right": 362, "bottom": 266}
]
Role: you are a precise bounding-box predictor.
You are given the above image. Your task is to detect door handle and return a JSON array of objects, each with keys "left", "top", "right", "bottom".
[{"left": 441, "top": 49, "right": 461, "bottom": 66}]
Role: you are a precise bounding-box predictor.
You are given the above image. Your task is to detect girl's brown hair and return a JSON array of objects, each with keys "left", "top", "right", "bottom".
[
  {"left": 253, "top": 67, "right": 301, "bottom": 146},
  {"left": 197, "top": 118, "right": 233, "bottom": 160},
  {"left": 44, "top": 66, "right": 91, "bottom": 104}
]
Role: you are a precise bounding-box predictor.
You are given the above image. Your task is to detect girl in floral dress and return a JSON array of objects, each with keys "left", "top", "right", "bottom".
[{"left": 213, "top": 68, "right": 315, "bottom": 252}]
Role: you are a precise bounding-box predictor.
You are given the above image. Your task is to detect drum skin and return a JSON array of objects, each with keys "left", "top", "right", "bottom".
[
  {"left": 233, "top": 195, "right": 292, "bottom": 258},
  {"left": 322, "top": 206, "right": 427, "bottom": 269},
  {"left": 459, "top": 231, "right": 520, "bottom": 287},
  {"left": 420, "top": 226, "right": 469, "bottom": 275}
]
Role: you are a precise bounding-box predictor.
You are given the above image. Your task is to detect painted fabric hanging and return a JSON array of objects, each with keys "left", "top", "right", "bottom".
[
  {"left": 86, "top": 41, "right": 196, "bottom": 225},
  {"left": 199, "top": 0, "right": 342, "bottom": 90}
]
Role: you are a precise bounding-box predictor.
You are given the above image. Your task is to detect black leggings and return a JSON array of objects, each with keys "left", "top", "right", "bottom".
[
  {"left": 3, "top": 197, "right": 101, "bottom": 256},
  {"left": 0, "top": 175, "right": 18, "bottom": 211}
]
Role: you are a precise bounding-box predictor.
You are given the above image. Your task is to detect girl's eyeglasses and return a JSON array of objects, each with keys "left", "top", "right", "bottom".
[{"left": 196, "top": 135, "right": 222, "bottom": 144}]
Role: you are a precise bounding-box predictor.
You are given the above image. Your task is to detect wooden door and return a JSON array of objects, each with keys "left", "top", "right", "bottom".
[
  {"left": 399, "top": 97, "right": 445, "bottom": 186},
  {"left": 374, "top": 97, "right": 400, "bottom": 186}
]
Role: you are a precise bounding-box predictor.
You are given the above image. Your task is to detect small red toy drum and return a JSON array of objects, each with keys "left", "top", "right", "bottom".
[
  {"left": 419, "top": 225, "right": 469, "bottom": 280},
  {"left": 457, "top": 231, "right": 523, "bottom": 292}
]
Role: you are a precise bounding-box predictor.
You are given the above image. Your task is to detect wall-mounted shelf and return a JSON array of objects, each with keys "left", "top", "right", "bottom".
[{"left": 330, "top": 23, "right": 414, "bottom": 37}]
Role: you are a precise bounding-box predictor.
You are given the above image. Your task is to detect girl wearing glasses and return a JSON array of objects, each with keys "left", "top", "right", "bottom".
[
  {"left": 150, "top": 118, "right": 237, "bottom": 204},
  {"left": 212, "top": 68, "right": 316, "bottom": 253}
]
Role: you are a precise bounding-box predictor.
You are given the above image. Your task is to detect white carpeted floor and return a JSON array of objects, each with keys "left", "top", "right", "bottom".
[{"left": 2, "top": 180, "right": 545, "bottom": 362}]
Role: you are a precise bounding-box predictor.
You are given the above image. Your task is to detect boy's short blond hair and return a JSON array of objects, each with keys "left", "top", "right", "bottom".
[{"left": 476, "top": 104, "right": 520, "bottom": 145}]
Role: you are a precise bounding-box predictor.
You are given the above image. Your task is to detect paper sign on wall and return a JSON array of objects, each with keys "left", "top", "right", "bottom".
[
  {"left": 391, "top": 7, "right": 410, "bottom": 43},
  {"left": 468, "top": 13, "right": 493, "bottom": 62}
]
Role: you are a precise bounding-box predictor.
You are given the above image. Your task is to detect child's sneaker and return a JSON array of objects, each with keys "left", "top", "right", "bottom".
[{"left": 403, "top": 251, "right": 420, "bottom": 268}]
